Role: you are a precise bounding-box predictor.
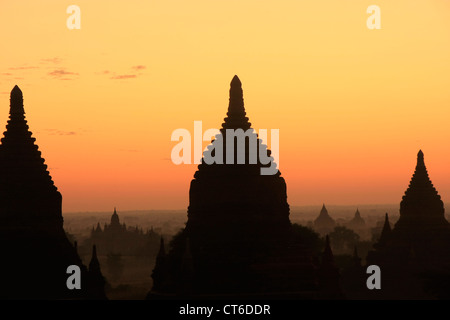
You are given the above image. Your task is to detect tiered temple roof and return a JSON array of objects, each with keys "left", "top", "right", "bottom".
[
  {"left": 149, "top": 76, "right": 340, "bottom": 299},
  {"left": 367, "top": 150, "right": 450, "bottom": 298},
  {"left": 0, "top": 86, "right": 104, "bottom": 299}
]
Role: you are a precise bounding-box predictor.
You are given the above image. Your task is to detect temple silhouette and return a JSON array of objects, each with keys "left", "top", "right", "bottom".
[
  {"left": 347, "top": 209, "right": 365, "bottom": 231},
  {"left": 313, "top": 204, "right": 336, "bottom": 236},
  {"left": 85, "top": 208, "right": 160, "bottom": 257},
  {"left": 147, "top": 76, "right": 342, "bottom": 299},
  {"left": 0, "top": 86, "right": 106, "bottom": 299},
  {"left": 367, "top": 150, "right": 450, "bottom": 298}
]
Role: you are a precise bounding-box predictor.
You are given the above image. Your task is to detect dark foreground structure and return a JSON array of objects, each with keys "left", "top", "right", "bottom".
[
  {"left": 0, "top": 86, "right": 106, "bottom": 299},
  {"left": 367, "top": 150, "right": 450, "bottom": 299},
  {"left": 147, "top": 76, "right": 341, "bottom": 299}
]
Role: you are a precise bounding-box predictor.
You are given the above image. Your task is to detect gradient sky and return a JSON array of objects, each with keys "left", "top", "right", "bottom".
[{"left": 1, "top": 1, "right": 450, "bottom": 212}]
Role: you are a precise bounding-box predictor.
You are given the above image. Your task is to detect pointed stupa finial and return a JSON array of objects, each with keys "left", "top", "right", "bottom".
[
  {"left": 89, "top": 244, "right": 100, "bottom": 272},
  {"left": 231, "top": 75, "right": 241, "bottom": 87},
  {"left": 222, "top": 75, "right": 251, "bottom": 130},
  {"left": 417, "top": 150, "right": 424, "bottom": 167},
  {"left": 11, "top": 85, "right": 22, "bottom": 95},
  {"left": 229, "top": 75, "right": 243, "bottom": 113},
  {"left": 320, "top": 204, "right": 328, "bottom": 215},
  {"left": 10, "top": 85, "right": 25, "bottom": 116},
  {"left": 355, "top": 208, "right": 360, "bottom": 217}
]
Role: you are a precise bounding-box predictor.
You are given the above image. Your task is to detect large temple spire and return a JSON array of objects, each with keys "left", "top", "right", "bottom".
[
  {"left": 399, "top": 150, "right": 445, "bottom": 221},
  {"left": 0, "top": 86, "right": 105, "bottom": 299}
]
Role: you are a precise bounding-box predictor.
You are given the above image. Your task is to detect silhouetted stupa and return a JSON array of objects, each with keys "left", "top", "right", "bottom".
[
  {"left": 367, "top": 150, "right": 450, "bottom": 298},
  {"left": 148, "top": 76, "right": 340, "bottom": 299},
  {"left": 314, "top": 204, "right": 336, "bottom": 236},
  {"left": 347, "top": 209, "right": 365, "bottom": 230},
  {"left": 0, "top": 86, "right": 105, "bottom": 299}
]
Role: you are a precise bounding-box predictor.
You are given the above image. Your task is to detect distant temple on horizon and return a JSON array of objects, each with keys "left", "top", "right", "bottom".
[
  {"left": 147, "top": 76, "right": 341, "bottom": 299},
  {"left": 86, "top": 208, "right": 160, "bottom": 257},
  {"left": 367, "top": 150, "right": 450, "bottom": 299},
  {"left": 314, "top": 204, "right": 336, "bottom": 236},
  {"left": 0, "top": 86, "right": 106, "bottom": 299}
]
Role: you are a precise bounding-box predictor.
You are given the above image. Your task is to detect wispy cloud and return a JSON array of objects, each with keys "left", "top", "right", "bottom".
[
  {"left": 48, "top": 69, "right": 79, "bottom": 80},
  {"left": 43, "top": 129, "right": 77, "bottom": 136},
  {"left": 132, "top": 65, "right": 146, "bottom": 71},
  {"left": 100, "top": 65, "right": 146, "bottom": 80},
  {"left": 110, "top": 74, "right": 137, "bottom": 80},
  {"left": 1, "top": 73, "right": 12, "bottom": 76},
  {"left": 40, "top": 57, "right": 62, "bottom": 64},
  {"left": 48, "top": 69, "right": 78, "bottom": 77},
  {"left": 8, "top": 66, "right": 39, "bottom": 70}
]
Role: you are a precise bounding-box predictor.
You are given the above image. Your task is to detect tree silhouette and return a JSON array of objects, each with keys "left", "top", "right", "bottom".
[{"left": 329, "top": 226, "right": 360, "bottom": 254}]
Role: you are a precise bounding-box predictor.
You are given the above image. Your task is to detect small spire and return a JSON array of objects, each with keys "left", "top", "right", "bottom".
[
  {"left": 377, "top": 213, "right": 391, "bottom": 248},
  {"left": 89, "top": 245, "right": 100, "bottom": 271},
  {"left": 382, "top": 213, "right": 391, "bottom": 234},
  {"left": 157, "top": 237, "right": 165, "bottom": 258},
  {"left": 320, "top": 204, "right": 329, "bottom": 216},
  {"left": 230, "top": 75, "right": 241, "bottom": 86},
  {"left": 111, "top": 207, "right": 120, "bottom": 225},
  {"left": 417, "top": 150, "right": 424, "bottom": 167},
  {"left": 10, "top": 85, "right": 25, "bottom": 116},
  {"left": 229, "top": 75, "right": 243, "bottom": 113},
  {"left": 322, "top": 235, "right": 335, "bottom": 266},
  {"left": 87, "top": 244, "right": 107, "bottom": 299},
  {"left": 355, "top": 208, "right": 360, "bottom": 218},
  {"left": 222, "top": 75, "right": 251, "bottom": 130}
]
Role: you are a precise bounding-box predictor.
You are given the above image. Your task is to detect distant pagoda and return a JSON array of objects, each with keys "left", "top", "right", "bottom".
[
  {"left": 314, "top": 204, "right": 336, "bottom": 236},
  {"left": 148, "top": 76, "right": 340, "bottom": 299},
  {"left": 86, "top": 208, "right": 160, "bottom": 257},
  {"left": 367, "top": 150, "right": 450, "bottom": 298},
  {"left": 0, "top": 86, "right": 105, "bottom": 299},
  {"left": 347, "top": 209, "right": 365, "bottom": 231}
]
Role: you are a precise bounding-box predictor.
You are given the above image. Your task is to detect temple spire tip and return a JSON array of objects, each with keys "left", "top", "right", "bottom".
[
  {"left": 9, "top": 85, "right": 24, "bottom": 116},
  {"left": 230, "top": 75, "right": 241, "bottom": 87},
  {"left": 417, "top": 150, "right": 425, "bottom": 166}
]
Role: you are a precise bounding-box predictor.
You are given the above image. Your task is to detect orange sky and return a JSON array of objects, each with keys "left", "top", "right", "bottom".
[{"left": 1, "top": 1, "right": 450, "bottom": 212}]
